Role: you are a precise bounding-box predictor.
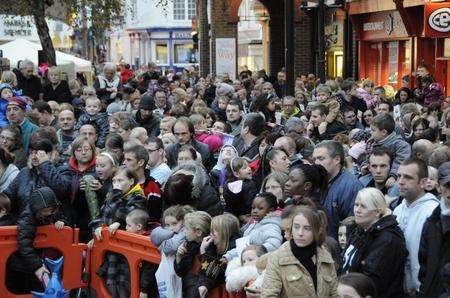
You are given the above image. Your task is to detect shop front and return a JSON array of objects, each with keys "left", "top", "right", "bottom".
[
  {"left": 349, "top": 1, "right": 449, "bottom": 96},
  {"left": 424, "top": 2, "right": 450, "bottom": 96}
]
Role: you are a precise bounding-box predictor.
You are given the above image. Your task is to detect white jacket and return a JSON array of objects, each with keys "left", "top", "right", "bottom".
[{"left": 393, "top": 192, "right": 439, "bottom": 292}]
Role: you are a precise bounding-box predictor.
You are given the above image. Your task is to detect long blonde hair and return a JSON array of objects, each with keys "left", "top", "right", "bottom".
[
  {"left": 210, "top": 213, "right": 240, "bottom": 254},
  {"left": 184, "top": 211, "right": 212, "bottom": 242},
  {"left": 355, "top": 188, "right": 391, "bottom": 217}
]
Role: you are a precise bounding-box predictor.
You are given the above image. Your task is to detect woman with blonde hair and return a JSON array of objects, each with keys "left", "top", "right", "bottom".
[
  {"left": 342, "top": 188, "right": 407, "bottom": 298},
  {"left": 1, "top": 71, "right": 18, "bottom": 88},
  {"left": 43, "top": 66, "right": 73, "bottom": 103}
]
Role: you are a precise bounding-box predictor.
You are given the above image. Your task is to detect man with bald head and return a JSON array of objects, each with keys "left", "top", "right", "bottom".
[
  {"left": 274, "top": 135, "right": 302, "bottom": 165},
  {"left": 79, "top": 124, "right": 98, "bottom": 146},
  {"left": 57, "top": 110, "right": 76, "bottom": 161}
]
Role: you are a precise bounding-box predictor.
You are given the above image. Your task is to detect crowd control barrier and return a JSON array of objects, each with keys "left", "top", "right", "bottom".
[
  {"left": 0, "top": 226, "right": 240, "bottom": 298},
  {"left": 88, "top": 229, "right": 161, "bottom": 298},
  {"left": 0, "top": 225, "right": 88, "bottom": 298}
]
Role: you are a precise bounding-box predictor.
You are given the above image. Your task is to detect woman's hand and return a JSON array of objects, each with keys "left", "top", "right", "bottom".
[
  {"left": 200, "top": 236, "right": 213, "bottom": 255},
  {"left": 54, "top": 221, "right": 65, "bottom": 230},
  {"left": 35, "top": 150, "right": 50, "bottom": 165},
  {"left": 108, "top": 222, "right": 121, "bottom": 235},
  {"left": 139, "top": 292, "right": 148, "bottom": 298},
  {"left": 198, "top": 286, "right": 208, "bottom": 298},
  {"left": 245, "top": 287, "right": 261, "bottom": 298},
  {"left": 79, "top": 179, "right": 87, "bottom": 191}
]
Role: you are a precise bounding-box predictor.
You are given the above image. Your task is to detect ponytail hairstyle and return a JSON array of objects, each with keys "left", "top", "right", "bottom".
[
  {"left": 210, "top": 213, "right": 240, "bottom": 254},
  {"left": 290, "top": 163, "right": 329, "bottom": 193},
  {"left": 184, "top": 211, "right": 212, "bottom": 242}
]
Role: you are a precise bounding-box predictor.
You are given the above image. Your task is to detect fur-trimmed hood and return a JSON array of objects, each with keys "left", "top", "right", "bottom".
[
  {"left": 172, "top": 161, "right": 210, "bottom": 198},
  {"left": 225, "top": 257, "right": 259, "bottom": 293}
]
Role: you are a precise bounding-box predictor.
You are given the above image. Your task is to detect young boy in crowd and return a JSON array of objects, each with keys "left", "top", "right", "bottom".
[
  {"left": 213, "top": 96, "right": 230, "bottom": 122},
  {"left": 0, "top": 193, "right": 14, "bottom": 226},
  {"left": 189, "top": 114, "right": 223, "bottom": 153},
  {"left": 315, "top": 84, "right": 343, "bottom": 125},
  {"left": 6, "top": 187, "right": 67, "bottom": 294},
  {"left": 125, "top": 209, "right": 158, "bottom": 298},
  {"left": 369, "top": 113, "right": 411, "bottom": 183},
  {"left": 75, "top": 96, "right": 109, "bottom": 148}
]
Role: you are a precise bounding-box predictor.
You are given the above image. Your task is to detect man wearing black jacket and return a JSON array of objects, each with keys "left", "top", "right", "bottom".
[
  {"left": 13, "top": 60, "right": 42, "bottom": 101},
  {"left": 419, "top": 162, "right": 450, "bottom": 297}
]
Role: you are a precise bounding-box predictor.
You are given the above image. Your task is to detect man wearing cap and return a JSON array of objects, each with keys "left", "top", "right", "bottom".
[
  {"left": 133, "top": 94, "right": 160, "bottom": 137},
  {"left": 6, "top": 97, "right": 38, "bottom": 155},
  {"left": 418, "top": 161, "right": 450, "bottom": 298}
]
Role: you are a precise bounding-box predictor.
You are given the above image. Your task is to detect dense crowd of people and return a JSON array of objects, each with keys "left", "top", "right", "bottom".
[{"left": 0, "top": 59, "right": 449, "bottom": 298}]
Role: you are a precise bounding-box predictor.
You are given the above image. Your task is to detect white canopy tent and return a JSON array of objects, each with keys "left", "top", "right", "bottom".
[{"left": 0, "top": 39, "right": 92, "bottom": 72}]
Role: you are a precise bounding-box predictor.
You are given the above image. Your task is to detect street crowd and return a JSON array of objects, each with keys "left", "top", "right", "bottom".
[{"left": 0, "top": 59, "right": 449, "bottom": 298}]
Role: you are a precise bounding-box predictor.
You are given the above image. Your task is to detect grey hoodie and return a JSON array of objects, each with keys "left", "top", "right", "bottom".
[
  {"left": 393, "top": 192, "right": 439, "bottom": 292},
  {"left": 373, "top": 132, "right": 411, "bottom": 176},
  {"left": 0, "top": 164, "right": 19, "bottom": 192}
]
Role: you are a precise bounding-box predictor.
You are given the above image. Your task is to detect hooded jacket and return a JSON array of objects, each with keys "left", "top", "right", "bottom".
[
  {"left": 342, "top": 215, "right": 407, "bottom": 298},
  {"left": 134, "top": 110, "right": 160, "bottom": 137},
  {"left": 0, "top": 163, "right": 19, "bottom": 192},
  {"left": 164, "top": 162, "right": 223, "bottom": 216},
  {"left": 393, "top": 192, "right": 439, "bottom": 292},
  {"left": 12, "top": 187, "right": 67, "bottom": 272},
  {"left": 418, "top": 202, "right": 450, "bottom": 298}
]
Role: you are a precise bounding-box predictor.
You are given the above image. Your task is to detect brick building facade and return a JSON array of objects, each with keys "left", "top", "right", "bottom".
[{"left": 199, "top": 0, "right": 317, "bottom": 78}]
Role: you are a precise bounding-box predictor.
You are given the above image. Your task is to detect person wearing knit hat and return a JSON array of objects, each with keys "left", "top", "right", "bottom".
[
  {"left": 133, "top": 94, "right": 160, "bottom": 137},
  {"left": 6, "top": 96, "right": 38, "bottom": 155},
  {"left": 0, "top": 83, "right": 14, "bottom": 128}
]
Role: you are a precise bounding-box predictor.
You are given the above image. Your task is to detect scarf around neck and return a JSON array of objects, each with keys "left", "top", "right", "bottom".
[{"left": 290, "top": 239, "right": 317, "bottom": 290}]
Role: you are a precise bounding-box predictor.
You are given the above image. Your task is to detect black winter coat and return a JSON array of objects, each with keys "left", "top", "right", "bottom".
[
  {"left": 418, "top": 205, "right": 450, "bottom": 298},
  {"left": 38, "top": 159, "right": 96, "bottom": 242},
  {"left": 342, "top": 215, "right": 407, "bottom": 298},
  {"left": 13, "top": 69, "right": 42, "bottom": 101},
  {"left": 4, "top": 166, "right": 68, "bottom": 219},
  {"left": 90, "top": 187, "right": 147, "bottom": 230},
  {"left": 223, "top": 179, "right": 258, "bottom": 217},
  {"left": 42, "top": 81, "right": 73, "bottom": 103},
  {"left": 174, "top": 241, "right": 202, "bottom": 298},
  {"left": 10, "top": 193, "right": 67, "bottom": 273},
  {"left": 134, "top": 111, "right": 160, "bottom": 137},
  {"left": 75, "top": 112, "right": 109, "bottom": 148}
]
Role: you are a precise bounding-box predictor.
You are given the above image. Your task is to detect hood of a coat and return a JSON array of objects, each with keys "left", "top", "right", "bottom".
[
  {"left": 172, "top": 161, "right": 209, "bottom": 198},
  {"left": 259, "top": 214, "right": 282, "bottom": 226},
  {"left": 68, "top": 156, "right": 96, "bottom": 174},
  {"left": 406, "top": 192, "right": 439, "bottom": 210},
  {"left": 29, "top": 186, "right": 60, "bottom": 214}
]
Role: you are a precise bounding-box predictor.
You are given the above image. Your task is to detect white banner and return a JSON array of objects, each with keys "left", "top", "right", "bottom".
[{"left": 216, "top": 38, "right": 236, "bottom": 79}]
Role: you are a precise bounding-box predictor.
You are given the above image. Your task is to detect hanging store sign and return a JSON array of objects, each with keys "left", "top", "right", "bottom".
[
  {"left": 359, "top": 11, "right": 408, "bottom": 40},
  {"left": 215, "top": 38, "right": 236, "bottom": 79},
  {"left": 424, "top": 3, "right": 450, "bottom": 38}
]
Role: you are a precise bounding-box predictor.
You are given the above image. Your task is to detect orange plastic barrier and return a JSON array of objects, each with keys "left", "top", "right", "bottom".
[
  {"left": 0, "top": 225, "right": 88, "bottom": 298},
  {"left": 88, "top": 228, "right": 161, "bottom": 298}
]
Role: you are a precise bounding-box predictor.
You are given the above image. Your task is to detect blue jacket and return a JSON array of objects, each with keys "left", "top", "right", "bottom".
[
  {"left": 322, "top": 169, "right": 363, "bottom": 239},
  {"left": 20, "top": 118, "right": 38, "bottom": 155},
  {"left": 0, "top": 98, "right": 8, "bottom": 128},
  {"left": 359, "top": 173, "right": 400, "bottom": 197}
]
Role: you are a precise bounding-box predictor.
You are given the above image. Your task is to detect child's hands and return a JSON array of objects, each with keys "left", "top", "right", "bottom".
[
  {"left": 176, "top": 242, "right": 187, "bottom": 263},
  {"left": 34, "top": 265, "right": 50, "bottom": 281},
  {"left": 198, "top": 286, "right": 208, "bottom": 298},
  {"left": 89, "top": 179, "right": 103, "bottom": 191},
  {"left": 139, "top": 292, "right": 148, "bottom": 298},
  {"left": 94, "top": 227, "right": 103, "bottom": 240},
  {"left": 54, "top": 221, "right": 65, "bottom": 230},
  {"left": 200, "top": 236, "right": 213, "bottom": 254},
  {"left": 108, "top": 222, "right": 120, "bottom": 235}
]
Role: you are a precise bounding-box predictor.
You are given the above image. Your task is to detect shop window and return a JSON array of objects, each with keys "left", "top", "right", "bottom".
[
  {"left": 188, "top": 0, "right": 196, "bottom": 19},
  {"left": 445, "top": 38, "right": 450, "bottom": 58},
  {"left": 156, "top": 44, "right": 168, "bottom": 65},
  {"left": 174, "top": 43, "right": 194, "bottom": 64}
]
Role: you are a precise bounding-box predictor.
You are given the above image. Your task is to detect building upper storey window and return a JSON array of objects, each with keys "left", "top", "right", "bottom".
[{"left": 174, "top": 0, "right": 196, "bottom": 20}]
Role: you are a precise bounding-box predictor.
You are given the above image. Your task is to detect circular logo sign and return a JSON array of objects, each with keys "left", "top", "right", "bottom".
[{"left": 428, "top": 7, "right": 450, "bottom": 33}]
